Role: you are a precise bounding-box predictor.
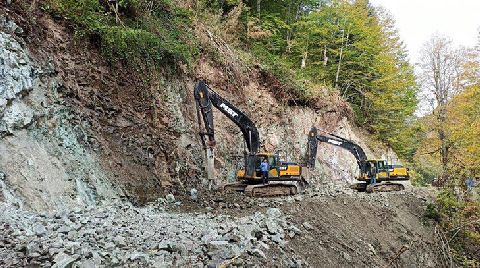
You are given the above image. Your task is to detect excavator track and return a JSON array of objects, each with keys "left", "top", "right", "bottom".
[
  {"left": 350, "top": 182, "right": 367, "bottom": 192},
  {"left": 224, "top": 181, "right": 305, "bottom": 197},
  {"left": 223, "top": 182, "right": 248, "bottom": 193},
  {"left": 244, "top": 183, "right": 298, "bottom": 197},
  {"left": 366, "top": 182, "right": 405, "bottom": 193}
]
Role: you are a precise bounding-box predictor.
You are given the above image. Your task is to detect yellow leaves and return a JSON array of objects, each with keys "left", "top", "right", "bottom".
[{"left": 443, "top": 85, "right": 480, "bottom": 174}]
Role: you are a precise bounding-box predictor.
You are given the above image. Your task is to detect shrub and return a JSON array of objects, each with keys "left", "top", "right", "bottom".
[{"left": 44, "top": 0, "right": 199, "bottom": 67}]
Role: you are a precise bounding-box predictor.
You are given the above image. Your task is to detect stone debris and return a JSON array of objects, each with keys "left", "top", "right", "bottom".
[
  {"left": 0, "top": 202, "right": 302, "bottom": 267},
  {"left": 190, "top": 188, "right": 198, "bottom": 200},
  {"left": 165, "top": 194, "right": 175, "bottom": 203},
  {"left": 368, "top": 243, "right": 376, "bottom": 255}
]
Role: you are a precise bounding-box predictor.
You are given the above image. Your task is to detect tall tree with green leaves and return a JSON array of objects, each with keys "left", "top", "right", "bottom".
[{"left": 244, "top": 0, "right": 418, "bottom": 156}]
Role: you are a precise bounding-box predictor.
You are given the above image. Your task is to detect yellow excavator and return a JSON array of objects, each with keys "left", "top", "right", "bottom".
[
  {"left": 307, "top": 127, "right": 409, "bottom": 192},
  {"left": 194, "top": 80, "right": 306, "bottom": 197}
]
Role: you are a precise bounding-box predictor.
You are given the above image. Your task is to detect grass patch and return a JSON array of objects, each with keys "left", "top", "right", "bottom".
[
  {"left": 434, "top": 188, "right": 480, "bottom": 265},
  {"left": 43, "top": 0, "right": 199, "bottom": 67}
]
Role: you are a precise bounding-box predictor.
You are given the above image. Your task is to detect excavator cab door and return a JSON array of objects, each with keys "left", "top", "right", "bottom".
[
  {"left": 268, "top": 154, "right": 279, "bottom": 178},
  {"left": 244, "top": 154, "right": 259, "bottom": 178},
  {"left": 375, "top": 160, "right": 390, "bottom": 180}
]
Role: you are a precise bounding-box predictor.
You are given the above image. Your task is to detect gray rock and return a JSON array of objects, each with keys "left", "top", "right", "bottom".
[
  {"left": 33, "top": 223, "right": 47, "bottom": 236},
  {"left": 271, "top": 233, "right": 284, "bottom": 244},
  {"left": 302, "top": 222, "right": 314, "bottom": 231},
  {"left": 165, "top": 194, "right": 175, "bottom": 203},
  {"left": 266, "top": 208, "right": 282, "bottom": 218},
  {"left": 266, "top": 219, "right": 280, "bottom": 235},
  {"left": 342, "top": 251, "right": 352, "bottom": 262},
  {"left": 288, "top": 231, "right": 296, "bottom": 238},
  {"left": 52, "top": 253, "right": 76, "bottom": 268},
  {"left": 209, "top": 240, "right": 229, "bottom": 247},
  {"left": 288, "top": 225, "right": 302, "bottom": 235},
  {"left": 190, "top": 188, "right": 198, "bottom": 200},
  {"left": 251, "top": 248, "right": 266, "bottom": 259},
  {"left": 79, "top": 259, "right": 96, "bottom": 268},
  {"left": 128, "top": 252, "right": 149, "bottom": 261},
  {"left": 253, "top": 212, "right": 265, "bottom": 223},
  {"left": 113, "top": 236, "right": 126, "bottom": 247},
  {"left": 57, "top": 226, "right": 71, "bottom": 234},
  {"left": 158, "top": 240, "right": 178, "bottom": 253}
]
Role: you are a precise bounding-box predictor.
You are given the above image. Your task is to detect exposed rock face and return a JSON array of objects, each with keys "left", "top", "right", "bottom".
[
  {"left": 0, "top": 16, "right": 123, "bottom": 212},
  {"left": 0, "top": 16, "right": 36, "bottom": 136}
]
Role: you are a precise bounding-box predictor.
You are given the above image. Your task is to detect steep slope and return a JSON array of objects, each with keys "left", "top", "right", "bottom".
[
  {"left": 0, "top": 3, "right": 448, "bottom": 268},
  {"left": 0, "top": 3, "right": 392, "bottom": 211}
]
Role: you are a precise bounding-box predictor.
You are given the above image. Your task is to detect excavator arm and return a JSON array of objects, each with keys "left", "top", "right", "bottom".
[
  {"left": 194, "top": 80, "right": 260, "bottom": 154},
  {"left": 307, "top": 127, "right": 367, "bottom": 173}
]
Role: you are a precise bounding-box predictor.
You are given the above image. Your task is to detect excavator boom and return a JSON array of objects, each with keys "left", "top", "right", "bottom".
[
  {"left": 194, "top": 80, "right": 260, "bottom": 153},
  {"left": 307, "top": 127, "right": 367, "bottom": 172}
]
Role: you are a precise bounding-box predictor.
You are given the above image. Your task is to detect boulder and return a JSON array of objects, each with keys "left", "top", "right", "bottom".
[
  {"left": 165, "top": 194, "right": 175, "bottom": 203},
  {"left": 52, "top": 253, "right": 76, "bottom": 268}
]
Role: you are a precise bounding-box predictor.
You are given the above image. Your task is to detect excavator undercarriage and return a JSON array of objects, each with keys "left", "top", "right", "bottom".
[
  {"left": 224, "top": 182, "right": 301, "bottom": 197},
  {"left": 350, "top": 182, "right": 406, "bottom": 193}
]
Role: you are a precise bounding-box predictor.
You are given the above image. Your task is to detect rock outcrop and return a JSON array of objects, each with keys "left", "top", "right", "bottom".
[{"left": 0, "top": 15, "right": 123, "bottom": 211}]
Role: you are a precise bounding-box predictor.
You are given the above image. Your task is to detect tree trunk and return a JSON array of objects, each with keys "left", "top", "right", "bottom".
[
  {"left": 301, "top": 51, "right": 307, "bottom": 69},
  {"left": 257, "top": 0, "right": 261, "bottom": 17},
  {"left": 323, "top": 44, "right": 328, "bottom": 66},
  {"left": 335, "top": 29, "right": 349, "bottom": 88}
]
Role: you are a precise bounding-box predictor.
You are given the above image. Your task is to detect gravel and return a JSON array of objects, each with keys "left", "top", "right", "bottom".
[{"left": 0, "top": 201, "right": 302, "bottom": 267}]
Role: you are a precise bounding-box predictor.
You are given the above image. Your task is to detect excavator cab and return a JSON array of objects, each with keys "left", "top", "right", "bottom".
[
  {"left": 365, "top": 160, "right": 390, "bottom": 181},
  {"left": 240, "top": 153, "right": 279, "bottom": 180},
  {"left": 237, "top": 152, "right": 302, "bottom": 182}
]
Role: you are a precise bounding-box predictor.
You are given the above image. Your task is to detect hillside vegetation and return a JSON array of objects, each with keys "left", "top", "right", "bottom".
[
  {"left": 42, "top": 0, "right": 417, "bottom": 149},
  {"left": 41, "top": 0, "right": 479, "bottom": 262},
  {"left": 4, "top": 0, "right": 479, "bottom": 266}
]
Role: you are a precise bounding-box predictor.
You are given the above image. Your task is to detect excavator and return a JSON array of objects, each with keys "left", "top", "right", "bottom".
[
  {"left": 194, "top": 80, "right": 305, "bottom": 197},
  {"left": 307, "top": 127, "right": 409, "bottom": 192}
]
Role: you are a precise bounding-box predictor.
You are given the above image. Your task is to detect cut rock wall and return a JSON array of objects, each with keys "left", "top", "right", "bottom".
[
  {"left": 0, "top": 8, "right": 397, "bottom": 211},
  {"left": 0, "top": 15, "right": 123, "bottom": 212}
]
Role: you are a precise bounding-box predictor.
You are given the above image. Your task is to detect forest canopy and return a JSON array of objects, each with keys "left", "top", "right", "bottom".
[{"left": 242, "top": 0, "right": 418, "bottom": 154}]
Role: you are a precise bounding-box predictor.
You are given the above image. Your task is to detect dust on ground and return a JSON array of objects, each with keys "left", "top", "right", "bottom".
[{"left": 163, "top": 182, "right": 446, "bottom": 267}]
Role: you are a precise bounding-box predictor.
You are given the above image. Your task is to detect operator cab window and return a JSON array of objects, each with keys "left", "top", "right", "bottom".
[
  {"left": 268, "top": 156, "right": 277, "bottom": 168},
  {"left": 377, "top": 161, "right": 387, "bottom": 170}
]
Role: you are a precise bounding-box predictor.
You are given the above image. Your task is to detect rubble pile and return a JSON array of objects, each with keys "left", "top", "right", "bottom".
[{"left": 0, "top": 201, "right": 305, "bottom": 268}]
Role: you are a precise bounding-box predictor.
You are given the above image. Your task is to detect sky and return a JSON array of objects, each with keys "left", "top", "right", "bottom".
[
  {"left": 369, "top": 0, "right": 480, "bottom": 66},
  {"left": 369, "top": 0, "right": 480, "bottom": 115}
]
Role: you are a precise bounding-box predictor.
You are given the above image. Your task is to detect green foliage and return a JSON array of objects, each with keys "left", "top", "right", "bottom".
[
  {"left": 424, "top": 202, "right": 440, "bottom": 222},
  {"left": 437, "top": 189, "right": 464, "bottom": 217},
  {"left": 434, "top": 189, "right": 480, "bottom": 264},
  {"left": 45, "top": 0, "right": 198, "bottom": 67},
  {"left": 243, "top": 0, "right": 418, "bottom": 149}
]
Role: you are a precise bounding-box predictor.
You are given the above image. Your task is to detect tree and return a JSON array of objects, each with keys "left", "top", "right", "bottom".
[
  {"left": 418, "top": 35, "right": 466, "bottom": 183},
  {"left": 245, "top": 0, "right": 417, "bottom": 153}
]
